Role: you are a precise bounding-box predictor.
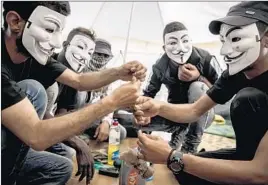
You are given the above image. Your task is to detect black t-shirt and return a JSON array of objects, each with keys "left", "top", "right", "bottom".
[
  {"left": 57, "top": 86, "right": 91, "bottom": 111},
  {"left": 1, "top": 32, "right": 67, "bottom": 110},
  {"left": 52, "top": 53, "right": 90, "bottom": 111},
  {"left": 207, "top": 70, "right": 268, "bottom": 104}
]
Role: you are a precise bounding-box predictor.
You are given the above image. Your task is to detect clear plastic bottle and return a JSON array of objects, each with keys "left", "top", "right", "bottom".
[
  {"left": 108, "top": 119, "right": 120, "bottom": 165},
  {"left": 119, "top": 147, "right": 148, "bottom": 185}
]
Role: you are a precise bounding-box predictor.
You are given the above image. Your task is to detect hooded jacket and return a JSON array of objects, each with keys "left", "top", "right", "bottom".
[{"left": 143, "top": 46, "right": 219, "bottom": 104}]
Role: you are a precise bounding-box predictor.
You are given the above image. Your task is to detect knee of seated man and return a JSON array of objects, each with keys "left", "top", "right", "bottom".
[
  {"left": 53, "top": 156, "right": 73, "bottom": 183},
  {"left": 119, "top": 125, "right": 127, "bottom": 140},
  {"left": 46, "top": 82, "right": 59, "bottom": 104},
  {"left": 188, "top": 81, "right": 209, "bottom": 103},
  {"left": 18, "top": 79, "right": 47, "bottom": 99},
  {"left": 231, "top": 87, "right": 267, "bottom": 112},
  {"left": 17, "top": 80, "right": 48, "bottom": 118}
]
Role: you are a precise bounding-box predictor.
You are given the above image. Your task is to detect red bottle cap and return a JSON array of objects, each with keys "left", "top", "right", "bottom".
[{"left": 113, "top": 119, "right": 119, "bottom": 126}]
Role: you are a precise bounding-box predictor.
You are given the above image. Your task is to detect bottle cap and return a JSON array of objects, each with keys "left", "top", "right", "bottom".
[
  {"left": 113, "top": 119, "right": 119, "bottom": 126},
  {"left": 113, "top": 158, "right": 122, "bottom": 169}
]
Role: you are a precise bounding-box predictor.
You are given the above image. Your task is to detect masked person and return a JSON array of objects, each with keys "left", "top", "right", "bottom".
[
  {"left": 2, "top": 1, "right": 146, "bottom": 185},
  {"left": 44, "top": 36, "right": 127, "bottom": 183},
  {"left": 135, "top": 2, "right": 268, "bottom": 185},
  {"left": 79, "top": 39, "right": 127, "bottom": 142},
  {"left": 44, "top": 27, "right": 100, "bottom": 185},
  {"left": 53, "top": 38, "right": 127, "bottom": 142},
  {"left": 143, "top": 21, "right": 221, "bottom": 153}
]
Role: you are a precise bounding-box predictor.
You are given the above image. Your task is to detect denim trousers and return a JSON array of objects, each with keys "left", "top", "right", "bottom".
[
  {"left": 2, "top": 80, "right": 73, "bottom": 185},
  {"left": 168, "top": 81, "right": 215, "bottom": 153}
]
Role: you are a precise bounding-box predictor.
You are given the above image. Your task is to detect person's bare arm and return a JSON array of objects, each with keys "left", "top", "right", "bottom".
[
  {"left": 2, "top": 78, "right": 140, "bottom": 151},
  {"left": 44, "top": 112, "right": 54, "bottom": 119},
  {"left": 56, "top": 68, "right": 120, "bottom": 91},
  {"left": 183, "top": 131, "right": 268, "bottom": 184},
  {"left": 2, "top": 97, "right": 115, "bottom": 151},
  {"left": 158, "top": 94, "right": 216, "bottom": 124},
  {"left": 56, "top": 61, "right": 146, "bottom": 91},
  {"left": 56, "top": 108, "right": 68, "bottom": 115},
  {"left": 198, "top": 76, "right": 213, "bottom": 88}
]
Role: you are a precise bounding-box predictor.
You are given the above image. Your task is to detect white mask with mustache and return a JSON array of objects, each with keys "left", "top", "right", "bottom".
[
  {"left": 22, "top": 6, "right": 66, "bottom": 65},
  {"left": 219, "top": 23, "right": 261, "bottom": 75},
  {"left": 65, "top": 34, "right": 95, "bottom": 73},
  {"left": 164, "top": 30, "right": 193, "bottom": 64}
]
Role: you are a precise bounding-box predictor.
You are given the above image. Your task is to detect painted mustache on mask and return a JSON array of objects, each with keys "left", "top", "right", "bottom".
[
  {"left": 172, "top": 51, "right": 186, "bottom": 55},
  {"left": 171, "top": 47, "right": 189, "bottom": 56}
]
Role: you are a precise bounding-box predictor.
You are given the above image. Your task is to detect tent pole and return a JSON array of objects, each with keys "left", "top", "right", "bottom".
[
  {"left": 123, "top": 2, "right": 135, "bottom": 63},
  {"left": 157, "top": 2, "right": 165, "bottom": 28},
  {"left": 90, "top": 2, "right": 106, "bottom": 29}
]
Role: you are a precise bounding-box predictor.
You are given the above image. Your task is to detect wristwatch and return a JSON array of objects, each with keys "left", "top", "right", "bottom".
[{"left": 167, "top": 149, "right": 184, "bottom": 174}]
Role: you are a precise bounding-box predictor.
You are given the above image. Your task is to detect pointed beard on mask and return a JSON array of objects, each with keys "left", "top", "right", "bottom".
[{"left": 87, "top": 54, "right": 110, "bottom": 72}]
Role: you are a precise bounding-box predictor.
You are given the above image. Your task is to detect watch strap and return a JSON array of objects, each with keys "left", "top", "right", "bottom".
[
  {"left": 167, "top": 149, "right": 176, "bottom": 168},
  {"left": 167, "top": 150, "right": 184, "bottom": 174}
]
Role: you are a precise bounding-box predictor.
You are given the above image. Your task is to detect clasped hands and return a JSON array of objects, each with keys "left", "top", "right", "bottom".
[
  {"left": 107, "top": 60, "right": 160, "bottom": 125},
  {"left": 108, "top": 60, "right": 172, "bottom": 164}
]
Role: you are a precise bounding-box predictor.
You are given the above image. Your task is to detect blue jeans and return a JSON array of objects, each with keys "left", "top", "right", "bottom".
[
  {"left": 169, "top": 82, "right": 215, "bottom": 153},
  {"left": 2, "top": 80, "right": 72, "bottom": 185}
]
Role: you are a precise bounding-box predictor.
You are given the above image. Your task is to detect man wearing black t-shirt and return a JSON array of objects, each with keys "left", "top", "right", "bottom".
[
  {"left": 44, "top": 27, "right": 101, "bottom": 184},
  {"left": 2, "top": 1, "right": 146, "bottom": 185},
  {"left": 135, "top": 2, "right": 268, "bottom": 185},
  {"left": 44, "top": 30, "right": 127, "bottom": 183},
  {"left": 48, "top": 37, "right": 127, "bottom": 142},
  {"left": 143, "top": 21, "right": 220, "bottom": 153}
]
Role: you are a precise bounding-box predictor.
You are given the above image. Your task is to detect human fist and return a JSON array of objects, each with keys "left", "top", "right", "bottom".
[
  {"left": 178, "top": 63, "right": 200, "bottom": 82},
  {"left": 117, "top": 61, "right": 147, "bottom": 82},
  {"left": 110, "top": 77, "right": 141, "bottom": 109},
  {"left": 134, "top": 96, "right": 161, "bottom": 125}
]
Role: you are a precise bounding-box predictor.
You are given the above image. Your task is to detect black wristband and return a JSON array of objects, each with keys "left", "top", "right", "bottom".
[{"left": 167, "top": 149, "right": 176, "bottom": 167}]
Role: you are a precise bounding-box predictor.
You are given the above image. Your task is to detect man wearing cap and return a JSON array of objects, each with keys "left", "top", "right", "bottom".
[
  {"left": 77, "top": 38, "right": 128, "bottom": 143},
  {"left": 134, "top": 2, "right": 268, "bottom": 184},
  {"left": 44, "top": 28, "right": 126, "bottom": 183}
]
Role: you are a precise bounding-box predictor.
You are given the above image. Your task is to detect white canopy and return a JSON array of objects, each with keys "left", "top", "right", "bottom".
[
  {"left": 63, "top": 2, "right": 239, "bottom": 99},
  {"left": 63, "top": 2, "right": 238, "bottom": 67}
]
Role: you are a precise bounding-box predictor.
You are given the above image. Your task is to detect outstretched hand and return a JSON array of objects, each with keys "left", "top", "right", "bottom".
[
  {"left": 137, "top": 131, "right": 172, "bottom": 164},
  {"left": 118, "top": 61, "right": 147, "bottom": 82},
  {"left": 133, "top": 96, "right": 161, "bottom": 125},
  {"left": 110, "top": 76, "right": 141, "bottom": 109}
]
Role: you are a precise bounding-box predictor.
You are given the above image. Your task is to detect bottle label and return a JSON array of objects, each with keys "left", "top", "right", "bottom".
[
  {"left": 127, "top": 168, "right": 138, "bottom": 185},
  {"left": 112, "top": 150, "right": 120, "bottom": 160}
]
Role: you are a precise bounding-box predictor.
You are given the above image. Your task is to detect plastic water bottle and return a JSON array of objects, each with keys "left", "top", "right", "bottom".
[
  {"left": 119, "top": 148, "right": 153, "bottom": 185},
  {"left": 108, "top": 119, "right": 120, "bottom": 165},
  {"left": 119, "top": 163, "right": 145, "bottom": 185}
]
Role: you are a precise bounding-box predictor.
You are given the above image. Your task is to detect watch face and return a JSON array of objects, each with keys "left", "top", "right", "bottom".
[{"left": 170, "top": 161, "right": 182, "bottom": 172}]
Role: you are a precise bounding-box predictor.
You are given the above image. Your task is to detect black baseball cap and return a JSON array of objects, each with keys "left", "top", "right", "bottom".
[{"left": 209, "top": 2, "right": 268, "bottom": 35}]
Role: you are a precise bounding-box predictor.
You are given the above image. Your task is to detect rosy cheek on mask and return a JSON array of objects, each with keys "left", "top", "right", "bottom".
[
  {"left": 232, "top": 38, "right": 259, "bottom": 52},
  {"left": 71, "top": 47, "right": 91, "bottom": 61},
  {"left": 165, "top": 45, "right": 174, "bottom": 53},
  {"left": 27, "top": 24, "right": 52, "bottom": 42}
]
